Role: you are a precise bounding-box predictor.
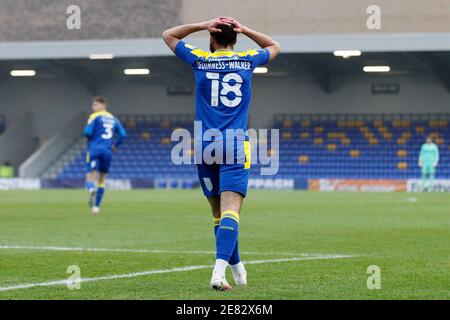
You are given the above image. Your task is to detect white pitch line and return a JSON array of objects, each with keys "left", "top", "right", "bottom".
[
  {"left": 0, "top": 255, "right": 353, "bottom": 292},
  {"left": 0, "top": 245, "right": 339, "bottom": 257}
]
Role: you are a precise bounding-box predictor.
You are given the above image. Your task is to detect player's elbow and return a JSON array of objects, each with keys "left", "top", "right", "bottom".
[
  {"left": 162, "top": 29, "right": 173, "bottom": 44},
  {"left": 162, "top": 29, "right": 169, "bottom": 40},
  {"left": 267, "top": 41, "right": 281, "bottom": 61},
  {"left": 272, "top": 41, "right": 281, "bottom": 55}
]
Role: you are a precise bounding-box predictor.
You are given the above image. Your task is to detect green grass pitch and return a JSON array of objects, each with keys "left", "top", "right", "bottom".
[{"left": 0, "top": 190, "right": 449, "bottom": 300}]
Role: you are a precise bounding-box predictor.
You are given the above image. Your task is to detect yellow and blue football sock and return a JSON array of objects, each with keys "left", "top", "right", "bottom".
[
  {"left": 95, "top": 183, "right": 105, "bottom": 207},
  {"left": 214, "top": 217, "right": 240, "bottom": 265},
  {"left": 213, "top": 217, "right": 220, "bottom": 236},
  {"left": 229, "top": 241, "right": 241, "bottom": 265},
  {"left": 216, "top": 210, "right": 239, "bottom": 262}
]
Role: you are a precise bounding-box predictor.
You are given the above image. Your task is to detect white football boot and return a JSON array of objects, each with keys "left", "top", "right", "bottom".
[
  {"left": 210, "top": 259, "right": 232, "bottom": 291},
  {"left": 230, "top": 262, "right": 247, "bottom": 286},
  {"left": 210, "top": 273, "right": 233, "bottom": 291}
]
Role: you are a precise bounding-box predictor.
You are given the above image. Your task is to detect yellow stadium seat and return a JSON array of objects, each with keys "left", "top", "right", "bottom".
[
  {"left": 301, "top": 120, "right": 310, "bottom": 127},
  {"left": 314, "top": 126, "right": 324, "bottom": 133},
  {"left": 314, "top": 138, "right": 323, "bottom": 145},
  {"left": 298, "top": 155, "right": 309, "bottom": 164},
  {"left": 161, "top": 137, "right": 171, "bottom": 144},
  {"left": 373, "top": 120, "right": 383, "bottom": 127},
  {"left": 300, "top": 132, "right": 310, "bottom": 139},
  {"left": 397, "top": 138, "right": 406, "bottom": 145},
  {"left": 401, "top": 132, "right": 411, "bottom": 139},
  {"left": 327, "top": 144, "right": 337, "bottom": 151},
  {"left": 369, "top": 138, "right": 378, "bottom": 145},
  {"left": 126, "top": 119, "right": 136, "bottom": 128},
  {"left": 282, "top": 132, "right": 292, "bottom": 140},
  {"left": 161, "top": 119, "right": 171, "bottom": 128},
  {"left": 141, "top": 132, "right": 151, "bottom": 140},
  {"left": 328, "top": 132, "right": 337, "bottom": 139},
  {"left": 283, "top": 119, "right": 293, "bottom": 128},
  {"left": 341, "top": 138, "right": 351, "bottom": 145},
  {"left": 383, "top": 132, "right": 392, "bottom": 140},
  {"left": 415, "top": 126, "right": 425, "bottom": 133},
  {"left": 429, "top": 120, "right": 444, "bottom": 128},
  {"left": 397, "top": 162, "right": 408, "bottom": 170},
  {"left": 392, "top": 120, "right": 401, "bottom": 128},
  {"left": 350, "top": 149, "right": 360, "bottom": 157},
  {"left": 429, "top": 132, "right": 439, "bottom": 139},
  {"left": 360, "top": 126, "right": 370, "bottom": 133},
  {"left": 397, "top": 150, "right": 407, "bottom": 157}
]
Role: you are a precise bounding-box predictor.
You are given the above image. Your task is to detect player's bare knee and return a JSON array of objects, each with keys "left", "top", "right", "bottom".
[{"left": 220, "top": 191, "right": 243, "bottom": 214}]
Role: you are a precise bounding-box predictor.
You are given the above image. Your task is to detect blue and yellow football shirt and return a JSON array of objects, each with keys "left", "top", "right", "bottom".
[
  {"left": 175, "top": 40, "right": 270, "bottom": 140},
  {"left": 84, "top": 111, "right": 126, "bottom": 153}
]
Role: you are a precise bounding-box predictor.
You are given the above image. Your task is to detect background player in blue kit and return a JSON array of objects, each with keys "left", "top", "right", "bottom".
[
  {"left": 84, "top": 96, "right": 127, "bottom": 215},
  {"left": 163, "top": 17, "right": 280, "bottom": 290}
]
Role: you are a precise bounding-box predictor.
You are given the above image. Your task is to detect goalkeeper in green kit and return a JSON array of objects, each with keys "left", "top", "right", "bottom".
[{"left": 418, "top": 136, "right": 439, "bottom": 192}]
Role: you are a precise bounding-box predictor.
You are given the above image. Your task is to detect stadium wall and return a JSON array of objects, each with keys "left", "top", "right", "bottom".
[
  {"left": 0, "top": 113, "right": 38, "bottom": 168},
  {"left": 182, "top": 0, "right": 450, "bottom": 35},
  {"left": 0, "top": 0, "right": 449, "bottom": 42},
  {"left": 0, "top": 73, "right": 448, "bottom": 141},
  {"left": 0, "top": 78, "right": 93, "bottom": 144},
  {"left": 3, "top": 178, "right": 450, "bottom": 192},
  {"left": 0, "top": 0, "right": 181, "bottom": 41}
]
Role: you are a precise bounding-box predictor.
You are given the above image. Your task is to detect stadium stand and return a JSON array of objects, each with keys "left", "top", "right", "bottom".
[
  {"left": 274, "top": 114, "right": 449, "bottom": 179},
  {"left": 50, "top": 113, "right": 449, "bottom": 181},
  {"left": 55, "top": 114, "right": 197, "bottom": 180}
]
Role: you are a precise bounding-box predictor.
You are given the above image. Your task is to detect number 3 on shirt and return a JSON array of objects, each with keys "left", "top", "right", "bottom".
[
  {"left": 206, "top": 72, "right": 243, "bottom": 108},
  {"left": 102, "top": 123, "right": 114, "bottom": 139}
]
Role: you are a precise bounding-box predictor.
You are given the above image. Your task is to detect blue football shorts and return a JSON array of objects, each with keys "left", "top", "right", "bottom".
[
  {"left": 196, "top": 139, "right": 251, "bottom": 197},
  {"left": 86, "top": 150, "right": 112, "bottom": 174}
]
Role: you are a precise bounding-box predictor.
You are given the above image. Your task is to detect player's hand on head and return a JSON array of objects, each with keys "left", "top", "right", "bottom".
[
  {"left": 206, "top": 17, "right": 232, "bottom": 33},
  {"left": 228, "top": 18, "right": 245, "bottom": 33}
]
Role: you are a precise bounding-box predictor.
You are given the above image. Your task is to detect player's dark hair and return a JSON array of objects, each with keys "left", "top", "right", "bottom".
[
  {"left": 210, "top": 24, "right": 237, "bottom": 47},
  {"left": 93, "top": 96, "right": 108, "bottom": 105}
]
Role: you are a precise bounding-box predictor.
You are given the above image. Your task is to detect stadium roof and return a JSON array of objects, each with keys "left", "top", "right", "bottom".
[
  {"left": 0, "top": 51, "right": 448, "bottom": 94},
  {"left": 0, "top": 33, "right": 449, "bottom": 60}
]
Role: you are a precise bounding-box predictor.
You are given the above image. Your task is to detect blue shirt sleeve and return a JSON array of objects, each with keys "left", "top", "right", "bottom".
[
  {"left": 84, "top": 117, "right": 96, "bottom": 137},
  {"left": 114, "top": 118, "right": 127, "bottom": 148},
  {"left": 175, "top": 40, "right": 205, "bottom": 65},
  {"left": 250, "top": 48, "right": 271, "bottom": 67}
]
